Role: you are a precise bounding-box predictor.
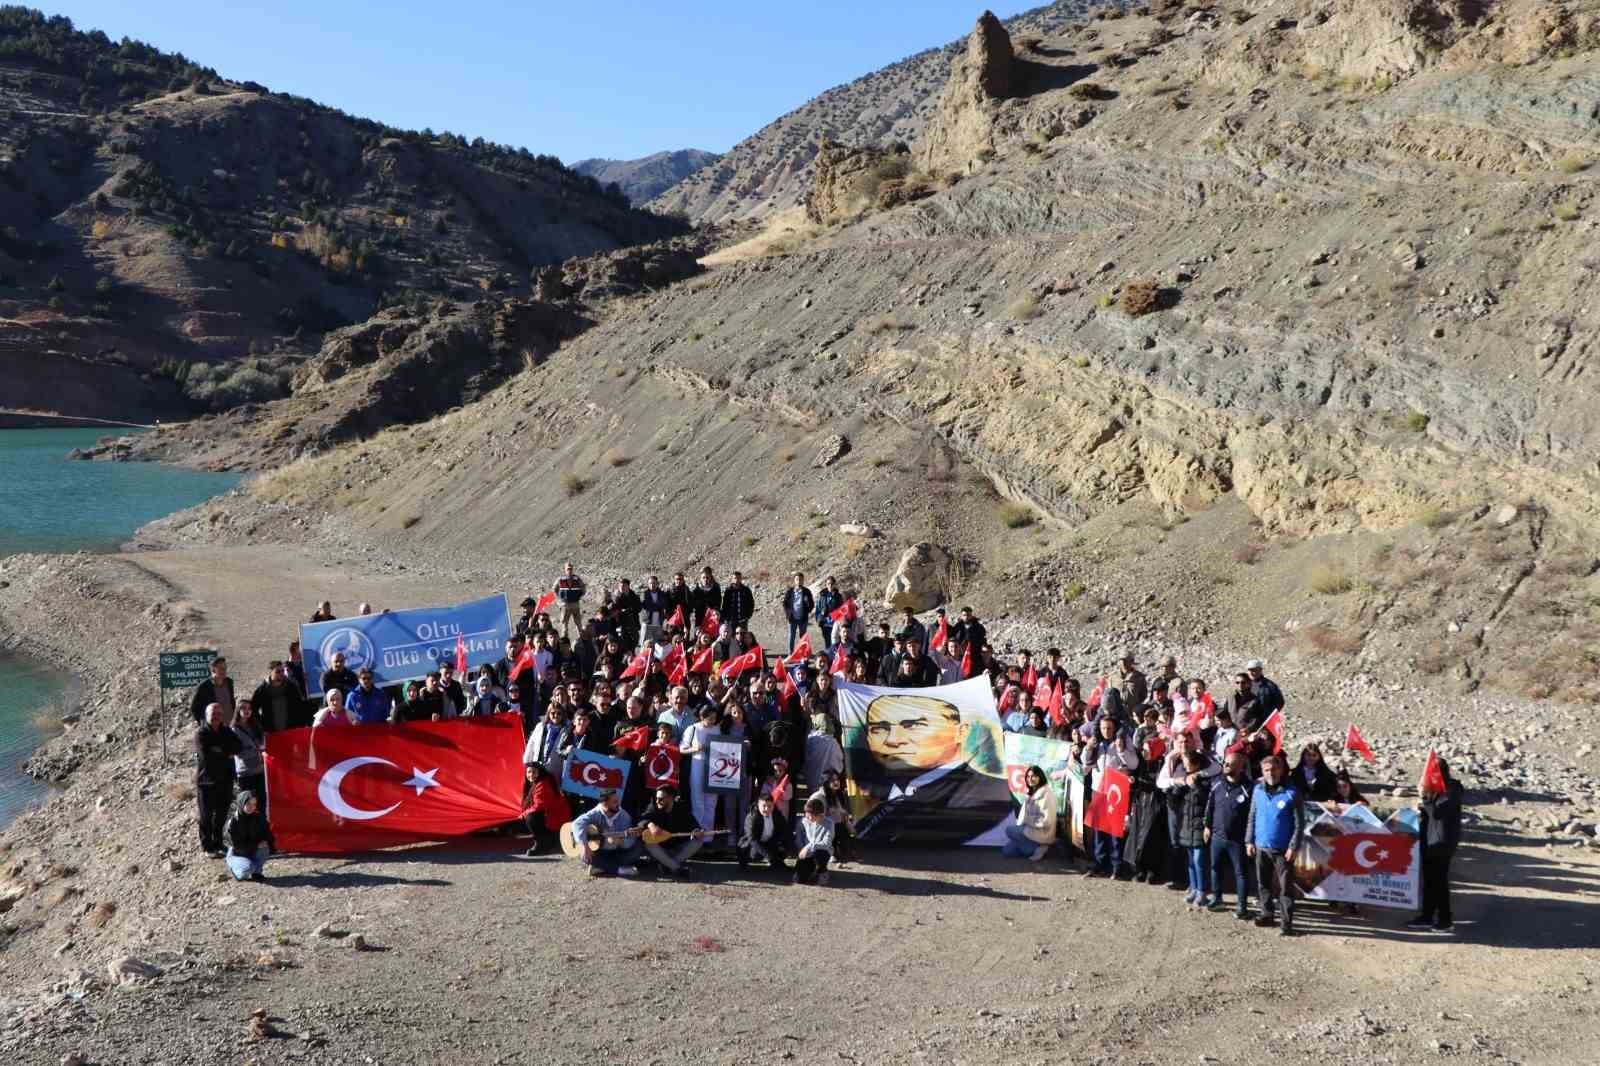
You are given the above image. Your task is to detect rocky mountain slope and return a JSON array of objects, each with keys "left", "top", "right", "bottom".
[
  {"left": 134, "top": 0, "right": 1600, "bottom": 709},
  {"left": 572, "top": 148, "right": 720, "bottom": 205},
  {"left": 647, "top": 0, "right": 1114, "bottom": 222},
  {"left": 0, "top": 8, "right": 686, "bottom": 423}
]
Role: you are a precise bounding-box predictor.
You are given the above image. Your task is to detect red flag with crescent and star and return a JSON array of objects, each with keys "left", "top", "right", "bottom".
[
  {"left": 507, "top": 644, "right": 535, "bottom": 685},
  {"left": 829, "top": 642, "right": 849, "bottom": 676},
  {"left": 1084, "top": 766, "right": 1131, "bottom": 838},
  {"left": 688, "top": 644, "right": 714, "bottom": 676},
  {"left": 619, "top": 648, "right": 650, "bottom": 680},
  {"left": 929, "top": 614, "right": 949, "bottom": 652},
  {"left": 1420, "top": 750, "right": 1447, "bottom": 795},
  {"left": 1261, "top": 708, "right": 1286, "bottom": 755},
  {"left": 263, "top": 713, "right": 525, "bottom": 854},
  {"left": 700, "top": 608, "right": 721, "bottom": 640},
  {"left": 785, "top": 634, "right": 813, "bottom": 665},
  {"left": 665, "top": 603, "right": 685, "bottom": 629},
  {"left": 1328, "top": 832, "right": 1412, "bottom": 876},
  {"left": 644, "top": 742, "right": 680, "bottom": 790},
  {"left": 663, "top": 644, "right": 687, "bottom": 686},
  {"left": 612, "top": 724, "right": 651, "bottom": 754},
  {"left": 829, "top": 597, "right": 858, "bottom": 625},
  {"left": 720, "top": 645, "right": 764, "bottom": 682},
  {"left": 534, "top": 591, "right": 556, "bottom": 615}
]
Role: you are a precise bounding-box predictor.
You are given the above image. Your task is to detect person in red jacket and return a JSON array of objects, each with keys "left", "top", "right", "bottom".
[{"left": 521, "top": 762, "right": 572, "bottom": 856}]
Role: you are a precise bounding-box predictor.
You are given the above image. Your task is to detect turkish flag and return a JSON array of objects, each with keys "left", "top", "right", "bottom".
[
  {"left": 1328, "top": 832, "right": 1412, "bottom": 876},
  {"left": 699, "top": 608, "right": 721, "bottom": 640},
  {"left": 1345, "top": 724, "right": 1376, "bottom": 764},
  {"left": 665, "top": 604, "right": 685, "bottom": 629},
  {"left": 1046, "top": 678, "right": 1064, "bottom": 721},
  {"left": 829, "top": 597, "right": 858, "bottom": 625},
  {"left": 1419, "top": 750, "right": 1447, "bottom": 795},
  {"left": 662, "top": 644, "right": 686, "bottom": 685},
  {"left": 507, "top": 645, "right": 535, "bottom": 684},
  {"left": 829, "top": 643, "right": 849, "bottom": 676},
  {"left": 453, "top": 634, "right": 467, "bottom": 676},
  {"left": 1036, "top": 678, "right": 1058, "bottom": 724},
  {"left": 1088, "top": 675, "right": 1107, "bottom": 709},
  {"left": 564, "top": 749, "right": 627, "bottom": 795},
  {"left": 1005, "top": 763, "right": 1031, "bottom": 796},
  {"left": 612, "top": 724, "right": 651, "bottom": 754},
  {"left": 720, "top": 645, "right": 764, "bottom": 682},
  {"left": 534, "top": 591, "right": 556, "bottom": 614},
  {"left": 1261, "top": 708, "right": 1286, "bottom": 755},
  {"left": 998, "top": 684, "right": 1018, "bottom": 713},
  {"left": 960, "top": 643, "right": 973, "bottom": 680},
  {"left": 688, "top": 644, "right": 714, "bottom": 675},
  {"left": 929, "top": 615, "right": 949, "bottom": 652},
  {"left": 644, "top": 742, "right": 680, "bottom": 790},
  {"left": 768, "top": 772, "right": 790, "bottom": 810},
  {"left": 785, "top": 633, "right": 813, "bottom": 665},
  {"left": 1020, "top": 664, "right": 1037, "bottom": 693},
  {"left": 1085, "top": 767, "right": 1131, "bottom": 838},
  {"left": 775, "top": 660, "right": 798, "bottom": 706},
  {"left": 619, "top": 648, "right": 649, "bottom": 680},
  {"left": 264, "top": 713, "right": 525, "bottom": 854}
]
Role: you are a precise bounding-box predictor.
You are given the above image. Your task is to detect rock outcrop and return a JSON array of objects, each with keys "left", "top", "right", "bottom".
[
  {"left": 804, "top": 141, "right": 914, "bottom": 225},
  {"left": 915, "top": 11, "right": 1018, "bottom": 175},
  {"left": 884, "top": 543, "right": 957, "bottom": 611}
]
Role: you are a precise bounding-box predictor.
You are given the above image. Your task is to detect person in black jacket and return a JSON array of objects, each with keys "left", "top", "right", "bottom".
[
  {"left": 721, "top": 571, "right": 756, "bottom": 629},
  {"left": 690, "top": 567, "right": 721, "bottom": 627},
  {"left": 1408, "top": 758, "right": 1464, "bottom": 933},
  {"left": 739, "top": 791, "right": 791, "bottom": 871},
  {"left": 637, "top": 786, "right": 709, "bottom": 879},
  {"left": 195, "top": 702, "right": 242, "bottom": 856},
  {"left": 251, "top": 662, "right": 310, "bottom": 733},
  {"left": 782, "top": 572, "right": 815, "bottom": 654},
  {"left": 951, "top": 608, "right": 987, "bottom": 677},
  {"left": 188, "top": 657, "right": 235, "bottom": 724},
  {"left": 613, "top": 577, "right": 642, "bottom": 649},
  {"left": 224, "top": 790, "right": 275, "bottom": 882},
  {"left": 320, "top": 651, "right": 358, "bottom": 701},
  {"left": 876, "top": 636, "right": 907, "bottom": 686},
  {"left": 665, "top": 572, "right": 694, "bottom": 628},
  {"left": 1291, "top": 743, "right": 1337, "bottom": 802},
  {"left": 1204, "top": 752, "right": 1255, "bottom": 917}
]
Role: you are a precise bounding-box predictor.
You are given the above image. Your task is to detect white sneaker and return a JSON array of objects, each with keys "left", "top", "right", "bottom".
[
  {"left": 618, "top": 866, "right": 639, "bottom": 877},
  {"left": 1029, "top": 845, "right": 1048, "bottom": 862}
]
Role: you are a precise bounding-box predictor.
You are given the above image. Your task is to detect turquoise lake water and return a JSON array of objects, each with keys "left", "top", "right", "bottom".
[{"left": 0, "top": 427, "right": 242, "bottom": 826}]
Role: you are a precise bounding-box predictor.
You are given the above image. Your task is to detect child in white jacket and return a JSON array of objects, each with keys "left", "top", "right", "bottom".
[{"left": 794, "top": 796, "right": 836, "bottom": 885}]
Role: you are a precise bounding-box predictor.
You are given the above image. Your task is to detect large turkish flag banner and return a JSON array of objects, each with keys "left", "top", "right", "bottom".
[{"left": 264, "top": 713, "right": 526, "bottom": 854}]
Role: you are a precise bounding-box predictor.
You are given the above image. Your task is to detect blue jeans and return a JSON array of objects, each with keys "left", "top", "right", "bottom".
[
  {"left": 225, "top": 844, "right": 269, "bottom": 880},
  {"left": 1208, "top": 837, "right": 1250, "bottom": 913},
  {"left": 787, "top": 621, "right": 808, "bottom": 652},
  {"left": 1002, "top": 824, "right": 1038, "bottom": 858},
  {"left": 590, "top": 841, "right": 642, "bottom": 873},
  {"left": 1092, "top": 829, "right": 1123, "bottom": 874},
  {"left": 1186, "top": 846, "right": 1209, "bottom": 899}
]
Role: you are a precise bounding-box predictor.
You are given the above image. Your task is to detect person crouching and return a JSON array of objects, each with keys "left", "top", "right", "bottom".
[
  {"left": 794, "top": 796, "right": 835, "bottom": 886},
  {"left": 224, "top": 790, "right": 274, "bottom": 883},
  {"left": 739, "top": 792, "right": 791, "bottom": 872}
]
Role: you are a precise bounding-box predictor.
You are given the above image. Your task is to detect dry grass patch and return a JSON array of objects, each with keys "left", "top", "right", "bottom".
[
  {"left": 1233, "top": 540, "right": 1266, "bottom": 565},
  {"left": 998, "top": 502, "right": 1036, "bottom": 529},
  {"left": 87, "top": 900, "right": 117, "bottom": 928},
  {"left": 1307, "top": 562, "right": 1354, "bottom": 595},
  {"left": 1121, "top": 279, "right": 1161, "bottom": 316},
  {"left": 1008, "top": 293, "right": 1042, "bottom": 320},
  {"left": 560, "top": 473, "right": 586, "bottom": 497},
  {"left": 1557, "top": 154, "right": 1591, "bottom": 174},
  {"left": 1301, "top": 623, "right": 1365, "bottom": 655},
  {"left": 868, "top": 316, "right": 915, "bottom": 335},
  {"left": 603, "top": 448, "right": 631, "bottom": 468}
]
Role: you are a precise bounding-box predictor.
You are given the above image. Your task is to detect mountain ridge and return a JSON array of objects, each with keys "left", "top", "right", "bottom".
[{"left": 572, "top": 148, "right": 720, "bottom": 206}]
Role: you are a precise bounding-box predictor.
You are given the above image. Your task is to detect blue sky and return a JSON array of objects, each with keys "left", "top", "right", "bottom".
[{"left": 50, "top": 2, "right": 1035, "bottom": 163}]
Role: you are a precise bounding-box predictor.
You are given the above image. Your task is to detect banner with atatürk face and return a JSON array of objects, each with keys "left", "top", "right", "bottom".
[{"left": 835, "top": 676, "right": 1011, "bottom": 847}]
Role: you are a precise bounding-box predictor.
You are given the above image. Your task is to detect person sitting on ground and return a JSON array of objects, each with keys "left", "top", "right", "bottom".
[
  {"left": 739, "top": 791, "right": 791, "bottom": 872},
  {"left": 794, "top": 795, "right": 836, "bottom": 886},
  {"left": 1409, "top": 757, "right": 1464, "bottom": 934},
  {"left": 224, "top": 789, "right": 274, "bottom": 882},
  {"left": 637, "top": 785, "right": 709, "bottom": 879},
  {"left": 1293, "top": 742, "right": 1337, "bottom": 801},
  {"left": 1246, "top": 754, "right": 1305, "bottom": 936},
  {"left": 1204, "top": 752, "right": 1255, "bottom": 919},
  {"left": 520, "top": 762, "right": 572, "bottom": 856},
  {"left": 312, "top": 688, "right": 354, "bottom": 727},
  {"left": 1002, "top": 765, "right": 1057, "bottom": 862},
  {"left": 570, "top": 788, "right": 640, "bottom": 878}
]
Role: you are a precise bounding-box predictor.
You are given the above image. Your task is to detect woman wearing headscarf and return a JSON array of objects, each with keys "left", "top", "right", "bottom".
[
  {"left": 1408, "top": 757, "right": 1464, "bottom": 934},
  {"left": 224, "top": 790, "right": 274, "bottom": 882}
]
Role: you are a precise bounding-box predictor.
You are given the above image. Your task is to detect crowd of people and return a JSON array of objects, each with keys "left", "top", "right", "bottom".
[{"left": 187, "top": 563, "right": 1464, "bottom": 932}]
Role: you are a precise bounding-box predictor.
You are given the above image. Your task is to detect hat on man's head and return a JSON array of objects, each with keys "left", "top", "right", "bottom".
[{"left": 1245, "top": 658, "right": 1264, "bottom": 670}]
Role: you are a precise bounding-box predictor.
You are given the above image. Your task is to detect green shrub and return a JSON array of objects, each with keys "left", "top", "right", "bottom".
[
  {"left": 183, "top": 362, "right": 285, "bottom": 411},
  {"left": 998, "top": 502, "right": 1036, "bottom": 529},
  {"left": 1307, "top": 563, "right": 1354, "bottom": 595},
  {"left": 1405, "top": 410, "right": 1430, "bottom": 432}
]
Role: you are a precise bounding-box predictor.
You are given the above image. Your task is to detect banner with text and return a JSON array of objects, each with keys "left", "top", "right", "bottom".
[
  {"left": 300, "top": 594, "right": 511, "bottom": 696},
  {"left": 1291, "top": 802, "right": 1420, "bottom": 910},
  {"left": 836, "top": 675, "right": 1011, "bottom": 847}
]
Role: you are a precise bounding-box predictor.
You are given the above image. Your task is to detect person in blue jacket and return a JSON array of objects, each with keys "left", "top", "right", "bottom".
[{"left": 1245, "top": 753, "right": 1305, "bottom": 936}]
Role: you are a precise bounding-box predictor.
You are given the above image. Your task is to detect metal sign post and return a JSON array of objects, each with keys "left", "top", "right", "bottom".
[{"left": 157, "top": 650, "right": 216, "bottom": 766}]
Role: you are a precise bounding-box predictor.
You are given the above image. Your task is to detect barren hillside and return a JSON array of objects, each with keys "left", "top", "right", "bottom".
[
  {"left": 0, "top": 8, "right": 686, "bottom": 423},
  {"left": 131, "top": 0, "right": 1600, "bottom": 709}
]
